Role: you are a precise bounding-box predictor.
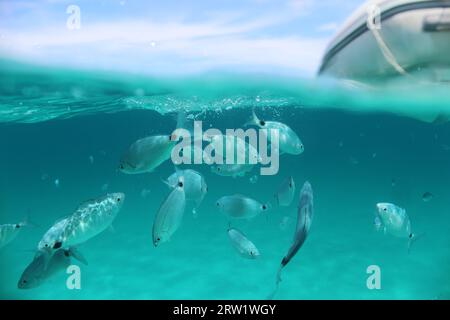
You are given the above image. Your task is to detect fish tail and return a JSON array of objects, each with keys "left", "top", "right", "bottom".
[
  {"left": 408, "top": 232, "right": 425, "bottom": 253},
  {"left": 267, "top": 265, "right": 283, "bottom": 300}
]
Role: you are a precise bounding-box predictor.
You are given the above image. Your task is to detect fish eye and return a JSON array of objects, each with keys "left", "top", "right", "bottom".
[
  {"left": 250, "top": 251, "right": 254, "bottom": 255},
  {"left": 44, "top": 244, "right": 49, "bottom": 248},
  {"left": 119, "top": 164, "right": 124, "bottom": 170},
  {"left": 15, "top": 224, "right": 21, "bottom": 229},
  {"left": 216, "top": 202, "right": 219, "bottom": 206},
  {"left": 117, "top": 197, "right": 121, "bottom": 202},
  {"left": 383, "top": 208, "right": 387, "bottom": 212},
  {"left": 260, "top": 120, "right": 265, "bottom": 126},
  {"left": 178, "top": 182, "right": 183, "bottom": 187},
  {"left": 262, "top": 205, "right": 267, "bottom": 210}
]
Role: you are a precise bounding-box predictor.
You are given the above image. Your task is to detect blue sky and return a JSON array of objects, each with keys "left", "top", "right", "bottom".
[{"left": 0, "top": 0, "right": 365, "bottom": 76}]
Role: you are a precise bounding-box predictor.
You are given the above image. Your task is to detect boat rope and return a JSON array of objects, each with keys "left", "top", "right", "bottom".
[{"left": 369, "top": 23, "right": 408, "bottom": 76}]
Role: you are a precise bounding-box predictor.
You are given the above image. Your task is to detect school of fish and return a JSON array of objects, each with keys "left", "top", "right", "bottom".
[{"left": 1, "top": 110, "right": 423, "bottom": 296}]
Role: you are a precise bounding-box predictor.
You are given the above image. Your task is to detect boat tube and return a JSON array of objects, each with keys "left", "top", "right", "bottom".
[{"left": 318, "top": 0, "right": 450, "bottom": 83}]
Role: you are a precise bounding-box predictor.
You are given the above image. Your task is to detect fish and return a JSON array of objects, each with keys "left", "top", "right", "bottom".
[
  {"left": 227, "top": 228, "right": 260, "bottom": 259},
  {"left": 249, "top": 175, "right": 258, "bottom": 184},
  {"left": 422, "top": 192, "right": 433, "bottom": 202},
  {"left": 119, "top": 135, "right": 177, "bottom": 174},
  {"left": 279, "top": 216, "right": 291, "bottom": 231},
  {"left": 246, "top": 110, "right": 304, "bottom": 155},
  {"left": 275, "top": 176, "right": 295, "bottom": 206},
  {"left": 140, "top": 188, "right": 151, "bottom": 198},
  {"left": 269, "top": 181, "right": 314, "bottom": 299},
  {"left": 211, "top": 163, "right": 254, "bottom": 178},
  {"left": 0, "top": 219, "right": 28, "bottom": 249},
  {"left": 206, "top": 134, "right": 260, "bottom": 165},
  {"left": 375, "top": 202, "right": 421, "bottom": 252},
  {"left": 38, "top": 193, "right": 125, "bottom": 251},
  {"left": 216, "top": 194, "right": 269, "bottom": 220},
  {"left": 18, "top": 247, "right": 87, "bottom": 289},
  {"left": 165, "top": 168, "right": 207, "bottom": 213},
  {"left": 152, "top": 176, "right": 186, "bottom": 247}
]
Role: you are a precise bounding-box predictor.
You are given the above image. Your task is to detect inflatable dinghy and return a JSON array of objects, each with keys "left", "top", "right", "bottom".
[{"left": 318, "top": 0, "right": 450, "bottom": 82}]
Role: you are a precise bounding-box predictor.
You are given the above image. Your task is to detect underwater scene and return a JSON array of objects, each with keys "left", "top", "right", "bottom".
[
  {"left": 1, "top": 62, "right": 450, "bottom": 300},
  {"left": 1, "top": 0, "right": 450, "bottom": 301}
]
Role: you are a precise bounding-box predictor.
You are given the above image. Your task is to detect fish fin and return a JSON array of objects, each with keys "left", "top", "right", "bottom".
[
  {"left": 244, "top": 109, "right": 260, "bottom": 127},
  {"left": 161, "top": 178, "right": 173, "bottom": 189},
  {"left": 53, "top": 215, "right": 70, "bottom": 225},
  {"left": 68, "top": 247, "right": 88, "bottom": 265},
  {"left": 407, "top": 232, "right": 424, "bottom": 254},
  {"left": 175, "top": 110, "right": 187, "bottom": 131},
  {"left": 267, "top": 265, "right": 283, "bottom": 300}
]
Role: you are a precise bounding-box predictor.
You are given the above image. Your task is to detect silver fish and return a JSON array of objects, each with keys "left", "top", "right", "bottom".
[
  {"left": 269, "top": 181, "right": 313, "bottom": 299},
  {"left": 207, "top": 134, "right": 260, "bottom": 165},
  {"left": 0, "top": 219, "right": 27, "bottom": 249},
  {"left": 119, "top": 135, "right": 177, "bottom": 174},
  {"left": 375, "top": 202, "right": 420, "bottom": 251},
  {"left": 211, "top": 163, "right": 254, "bottom": 178},
  {"left": 18, "top": 247, "right": 86, "bottom": 289},
  {"left": 216, "top": 194, "right": 269, "bottom": 219},
  {"left": 166, "top": 169, "right": 207, "bottom": 210},
  {"left": 38, "top": 193, "right": 125, "bottom": 251},
  {"left": 153, "top": 177, "right": 186, "bottom": 247},
  {"left": 275, "top": 176, "right": 295, "bottom": 206},
  {"left": 227, "top": 228, "right": 260, "bottom": 259},
  {"left": 246, "top": 110, "right": 304, "bottom": 155}
]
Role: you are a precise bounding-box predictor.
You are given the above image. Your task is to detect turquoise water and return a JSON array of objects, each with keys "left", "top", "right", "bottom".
[{"left": 1, "top": 60, "right": 450, "bottom": 300}]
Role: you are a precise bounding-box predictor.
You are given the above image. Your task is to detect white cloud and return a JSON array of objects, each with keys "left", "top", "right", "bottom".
[{"left": 0, "top": 16, "right": 328, "bottom": 76}]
